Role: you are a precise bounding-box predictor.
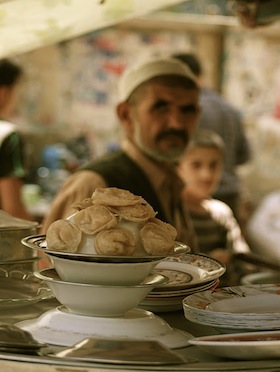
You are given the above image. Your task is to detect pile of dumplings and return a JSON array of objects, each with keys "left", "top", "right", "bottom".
[{"left": 46, "top": 187, "right": 177, "bottom": 256}]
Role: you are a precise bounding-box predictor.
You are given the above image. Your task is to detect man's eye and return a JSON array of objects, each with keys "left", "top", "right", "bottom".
[
  {"left": 181, "top": 105, "right": 198, "bottom": 114},
  {"left": 153, "top": 100, "right": 167, "bottom": 110}
]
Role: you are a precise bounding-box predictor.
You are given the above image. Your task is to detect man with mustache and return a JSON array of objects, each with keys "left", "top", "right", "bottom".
[{"left": 42, "top": 56, "right": 201, "bottom": 248}]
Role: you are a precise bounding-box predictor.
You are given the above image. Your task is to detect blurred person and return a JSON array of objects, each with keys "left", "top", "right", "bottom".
[
  {"left": 246, "top": 190, "right": 280, "bottom": 266},
  {"left": 172, "top": 52, "right": 251, "bottom": 221},
  {"left": 178, "top": 128, "right": 251, "bottom": 285},
  {"left": 41, "top": 56, "right": 201, "bottom": 249},
  {"left": 0, "top": 59, "right": 33, "bottom": 220}
]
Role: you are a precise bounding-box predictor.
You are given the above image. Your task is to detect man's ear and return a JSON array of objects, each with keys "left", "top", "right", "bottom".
[
  {"left": 0, "top": 87, "right": 9, "bottom": 107},
  {"left": 116, "top": 102, "right": 133, "bottom": 133}
]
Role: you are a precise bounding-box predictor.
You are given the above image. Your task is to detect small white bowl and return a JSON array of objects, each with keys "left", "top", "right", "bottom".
[
  {"left": 48, "top": 255, "right": 162, "bottom": 285},
  {"left": 34, "top": 268, "right": 166, "bottom": 317},
  {"left": 241, "top": 271, "right": 280, "bottom": 285}
]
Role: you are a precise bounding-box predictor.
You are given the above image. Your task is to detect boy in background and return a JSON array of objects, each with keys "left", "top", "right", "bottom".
[{"left": 178, "top": 128, "right": 251, "bottom": 285}]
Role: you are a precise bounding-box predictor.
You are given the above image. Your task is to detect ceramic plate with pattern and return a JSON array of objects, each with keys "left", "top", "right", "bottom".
[
  {"left": 183, "top": 284, "right": 280, "bottom": 331},
  {"left": 152, "top": 254, "right": 226, "bottom": 291},
  {"left": 139, "top": 279, "right": 219, "bottom": 313}
]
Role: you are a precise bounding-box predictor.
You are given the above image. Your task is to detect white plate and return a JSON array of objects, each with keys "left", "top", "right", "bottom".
[
  {"left": 207, "top": 293, "right": 280, "bottom": 314},
  {"left": 189, "top": 331, "right": 280, "bottom": 360},
  {"left": 138, "top": 253, "right": 224, "bottom": 314},
  {"left": 139, "top": 279, "right": 219, "bottom": 313},
  {"left": 241, "top": 271, "right": 280, "bottom": 285},
  {"left": 22, "top": 235, "right": 190, "bottom": 263},
  {"left": 17, "top": 307, "right": 192, "bottom": 349},
  {"left": 183, "top": 284, "right": 280, "bottom": 331},
  {"left": 153, "top": 253, "right": 226, "bottom": 290},
  {"left": 0, "top": 269, "right": 53, "bottom": 309},
  {"left": 146, "top": 279, "right": 219, "bottom": 298}
]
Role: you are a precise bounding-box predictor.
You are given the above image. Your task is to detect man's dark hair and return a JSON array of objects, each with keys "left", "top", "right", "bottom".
[
  {"left": 172, "top": 53, "right": 202, "bottom": 77},
  {"left": 0, "top": 59, "right": 23, "bottom": 86}
]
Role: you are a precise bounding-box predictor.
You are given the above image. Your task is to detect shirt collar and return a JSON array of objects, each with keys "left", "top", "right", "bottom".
[{"left": 121, "top": 139, "right": 184, "bottom": 192}]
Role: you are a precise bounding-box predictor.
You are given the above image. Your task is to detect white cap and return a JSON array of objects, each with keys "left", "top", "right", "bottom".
[{"left": 118, "top": 57, "right": 198, "bottom": 102}]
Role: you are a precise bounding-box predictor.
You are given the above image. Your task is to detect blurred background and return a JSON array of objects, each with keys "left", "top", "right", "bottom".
[{"left": 1, "top": 0, "right": 279, "bottom": 238}]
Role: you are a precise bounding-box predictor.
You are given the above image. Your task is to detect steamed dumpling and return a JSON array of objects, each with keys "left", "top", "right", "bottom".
[
  {"left": 71, "top": 198, "right": 93, "bottom": 211},
  {"left": 140, "top": 222, "right": 174, "bottom": 255},
  {"left": 72, "top": 204, "right": 118, "bottom": 235},
  {"left": 94, "top": 227, "right": 136, "bottom": 256},
  {"left": 148, "top": 217, "right": 177, "bottom": 240},
  {"left": 109, "top": 201, "right": 156, "bottom": 222},
  {"left": 91, "top": 187, "right": 143, "bottom": 207},
  {"left": 46, "top": 219, "right": 82, "bottom": 252}
]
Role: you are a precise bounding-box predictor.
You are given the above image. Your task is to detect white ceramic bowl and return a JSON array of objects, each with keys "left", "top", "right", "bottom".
[
  {"left": 22, "top": 235, "right": 190, "bottom": 263},
  {"left": 241, "top": 271, "right": 280, "bottom": 285},
  {"left": 48, "top": 254, "right": 162, "bottom": 285},
  {"left": 34, "top": 268, "right": 166, "bottom": 317}
]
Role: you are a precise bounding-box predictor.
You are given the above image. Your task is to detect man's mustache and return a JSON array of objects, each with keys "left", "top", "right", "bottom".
[{"left": 156, "top": 130, "right": 188, "bottom": 142}]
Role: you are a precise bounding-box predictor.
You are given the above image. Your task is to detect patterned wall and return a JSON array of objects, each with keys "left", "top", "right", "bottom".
[
  {"left": 15, "top": 27, "right": 198, "bottom": 158},
  {"left": 13, "top": 23, "right": 280, "bottom": 202}
]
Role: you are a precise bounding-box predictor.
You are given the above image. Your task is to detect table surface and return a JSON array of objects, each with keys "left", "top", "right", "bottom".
[{"left": 0, "top": 298, "right": 279, "bottom": 372}]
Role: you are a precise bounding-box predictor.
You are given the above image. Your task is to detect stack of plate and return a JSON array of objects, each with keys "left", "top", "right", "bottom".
[
  {"left": 183, "top": 284, "right": 280, "bottom": 332},
  {"left": 139, "top": 254, "right": 226, "bottom": 312}
]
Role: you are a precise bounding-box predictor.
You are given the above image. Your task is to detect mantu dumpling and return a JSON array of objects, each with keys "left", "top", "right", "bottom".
[
  {"left": 94, "top": 227, "right": 136, "bottom": 256},
  {"left": 72, "top": 204, "right": 118, "bottom": 235},
  {"left": 139, "top": 221, "right": 175, "bottom": 255},
  {"left": 46, "top": 219, "right": 82, "bottom": 252},
  {"left": 45, "top": 187, "right": 177, "bottom": 257},
  {"left": 91, "top": 187, "right": 144, "bottom": 207}
]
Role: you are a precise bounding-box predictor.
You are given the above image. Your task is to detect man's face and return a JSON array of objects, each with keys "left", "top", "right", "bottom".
[{"left": 125, "top": 82, "right": 200, "bottom": 162}]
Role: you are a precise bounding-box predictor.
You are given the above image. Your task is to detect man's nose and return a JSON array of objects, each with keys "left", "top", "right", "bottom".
[{"left": 168, "top": 108, "right": 185, "bottom": 128}]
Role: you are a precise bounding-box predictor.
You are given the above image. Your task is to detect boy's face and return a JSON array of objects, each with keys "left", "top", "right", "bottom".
[{"left": 178, "top": 146, "right": 223, "bottom": 199}]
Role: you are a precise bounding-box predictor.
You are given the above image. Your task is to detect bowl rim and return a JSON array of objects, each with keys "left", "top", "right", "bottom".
[
  {"left": 22, "top": 235, "right": 190, "bottom": 263},
  {"left": 34, "top": 268, "right": 168, "bottom": 288},
  {"left": 50, "top": 254, "right": 162, "bottom": 267}
]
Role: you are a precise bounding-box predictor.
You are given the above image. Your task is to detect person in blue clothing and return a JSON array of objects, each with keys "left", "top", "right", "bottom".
[{"left": 0, "top": 58, "right": 32, "bottom": 220}]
